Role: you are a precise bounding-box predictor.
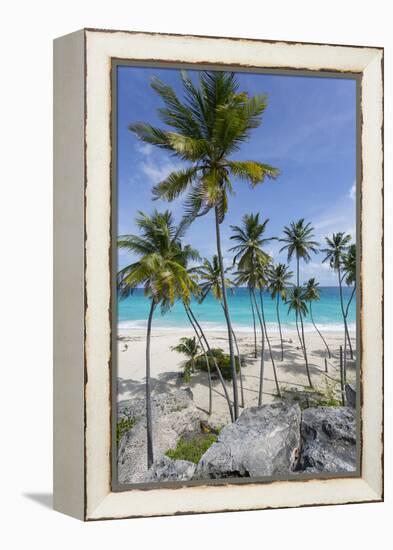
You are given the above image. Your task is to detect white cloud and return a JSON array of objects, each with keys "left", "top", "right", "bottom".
[
  {"left": 314, "top": 216, "right": 346, "bottom": 231},
  {"left": 135, "top": 142, "right": 153, "bottom": 157},
  {"left": 349, "top": 181, "right": 356, "bottom": 200},
  {"left": 140, "top": 160, "right": 180, "bottom": 184}
]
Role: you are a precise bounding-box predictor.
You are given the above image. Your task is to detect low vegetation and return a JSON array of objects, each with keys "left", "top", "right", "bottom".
[
  {"left": 116, "top": 417, "right": 136, "bottom": 444},
  {"left": 195, "top": 348, "right": 240, "bottom": 381},
  {"left": 281, "top": 383, "right": 341, "bottom": 410},
  {"left": 165, "top": 433, "right": 217, "bottom": 464}
]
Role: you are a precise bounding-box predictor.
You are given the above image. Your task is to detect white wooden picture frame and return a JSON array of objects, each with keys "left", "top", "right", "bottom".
[{"left": 53, "top": 28, "right": 383, "bottom": 521}]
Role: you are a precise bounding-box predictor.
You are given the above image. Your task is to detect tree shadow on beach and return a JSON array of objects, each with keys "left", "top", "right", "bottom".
[{"left": 117, "top": 371, "right": 180, "bottom": 399}]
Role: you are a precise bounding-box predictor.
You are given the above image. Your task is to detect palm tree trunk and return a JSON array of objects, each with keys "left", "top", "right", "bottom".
[
  {"left": 214, "top": 206, "right": 239, "bottom": 420},
  {"left": 296, "top": 256, "right": 300, "bottom": 286},
  {"left": 251, "top": 289, "right": 265, "bottom": 406},
  {"left": 295, "top": 312, "right": 304, "bottom": 355},
  {"left": 219, "top": 301, "right": 244, "bottom": 408},
  {"left": 343, "top": 323, "right": 347, "bottom": 384},
  {"left": 276, "top": 294, "right": 284, "bottom": 361},
  {"left": 299, "top": 312, "right": 313, "bottom": 388},
  {"left": 231, "top": 327, "right": 245, "bottom": 408},
  {"left": 309, "top": 302, "right": 331, "bottom": 358},
  {"left": 146, "top": 299, "right": 156, "bottom": 469},
  {"left": 344, "top": 283, "right": 356, "bottom": 362},
  {"left": 186, "top": 305, "right": 234, "bottom": 422},
  {"left": 338, "top": 268, "right": 353, "bottom": 359},
  {"left": 345, "top": 284, "right": 356, "bottom": 317},
  {"left": 183, "top": 304, "right": 212, "bottom": 415},
  {"left": 260, "top": 290, "right": 281, "bottom": 397},
  {"left": 249, "top": 289, "right": 257, "bottom": 358}
]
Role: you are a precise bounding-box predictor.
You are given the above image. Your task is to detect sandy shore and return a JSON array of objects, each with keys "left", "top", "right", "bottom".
[{"left": 117, "top": 327, "right": 356, "bottom": 425}]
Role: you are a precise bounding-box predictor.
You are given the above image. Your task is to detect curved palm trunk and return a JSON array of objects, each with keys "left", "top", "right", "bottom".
[
  {"left": 343, "top": 320, "right": 347, "bottom": 384},
  {"left": 345, "top": 284, "right": 356, "bottom": 318},
  {"left": 219, "top": 301, "right": 244, "bottom": 408},
  {"left": 184, "top": 305, "right": 212, "bottom": 415},
  {"left": 295, "top": 312, "right": 306, "bottom": 359},
  {"left": 146, "top": 299, "right": 156, "bottom": 469},
  {"left": 251, "top": 289, "right": 265, "bottom": 406},
  {"left": 214, "top": 206, "right": 239, "bottom": 420},
  {"left": 249, "top": 289, "right": 257, "bottom": 358},
  {"left": 338, "top": 267, "right": 353, "bottom": 359},
  {"left": 299, "top": 312, "right": 313, "bottom": 388},
  {"left": 296, "top": 256, "right": 300, "bottom": 286},
  {"left": 260, "top": 290, "right": 281, "bottom": 397},
  {"left": 276, "top": 294, "right": 284, "bottom": 361},
  {"left": 309, "top": 302, "right": 331, "bottom": 358},
  {"left": 186, "top": 305, "right": 234, "bottom": 422},
  {"left": 344, "top": 283, "right": 356, "bottom": 364},
  {"left": 231, "top": 328, "right": 245, "bottom": 408}
]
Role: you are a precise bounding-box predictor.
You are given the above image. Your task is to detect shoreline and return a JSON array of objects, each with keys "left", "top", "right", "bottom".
[
  {"left": 118, "top": 322, "right": 356, "bottom": 334},
  {"left": 117, "top": 328, "right": 357, "bottom": 425}
]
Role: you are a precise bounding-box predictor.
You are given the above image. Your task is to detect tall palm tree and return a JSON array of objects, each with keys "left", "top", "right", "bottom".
[
  {"left": 178, "top": 249, "right": 233, "bottom": 419},
  {"left": 195, "top": 256, "right": 245, "bottom": 408},
  {"left": 117, "top": 210, "right": 198, "bottom": 468},
  {"left": 171, "top": 336, "right": 200, "bottom": 382},
  {"left": 130, "top": 71, "right": 280, "bottom": 419},
  {"left": 279, "top": 219, "right": 319, "bottom": 286},
  {"left": 234, "top": 268, "right": 265, "bottom": 404},
  {"left": 235, "top": 260, "right": 281, "bottom": 402},
  {"left": 341, "top": 243, "right": 356, "bottom": 377},
  {"left": 230, "top": 215, "right": 280, "bottom": 401},
  {"left": 184, "top": 304, "right": 234, "bottom": 421},
  {"left": 286, "top": 286, "right": 313, "bottom": 388},
  {"left": 342, "top": 244, "right": 356, "bottom": 316},
  {"left": 321, "top": 232, "right": 353, "bottom": 358},
  {"left": 268, "top": 263, "right": 293, "bottom": 360},
  {"left": 230, "top": 213, "right": 274, "bottom": 359},
  {"left": 304, "top": 278, "right": 331, "bottom": 359}
]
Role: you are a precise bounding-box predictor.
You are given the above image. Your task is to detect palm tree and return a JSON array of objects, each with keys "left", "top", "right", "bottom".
[
  {"left": 230, "top": 215, "right": 280, "bottom": 401},
  {"left": 341, "top": 243, "right": 356, "bottom": 377},
  {"left": 178, "top": 250, "right": 233, "bottom": 419},
  {"left": 234, "top": 268, "right": 265, "bottom": 404},
  {"left": 286, "top": 286, "right": 313, "bottom": 388},
  {"left": 171, "top": 336, "right": 200, "bottom": 382},
  {"left": 321, "top": 232, "right": 353, "bottom": 358},
  {"left": 304, "top": 278, "right": 331, "bottom": 359},
  {"left": 117, "top": 210, "right": 198, "bottom": 468},
  {"left": 342, "top": 244, "right": 356, "bottom": 316},
  {"left": 195, "top": 256, "right": 245, "bottom": 408},
  {"left": 235, "top": 260, "right": 281, "bottom": 402},
  {"left": 279, "top": 219, "right": 319, "bottom": 286},
  {"left": 130, "top": 71, "right": 280, "bottom": 419},
  {"left": 268, "top": 263, "right": 293, "bottom": 360},
  {"left": 184, "top": 304, "right": 234, "bottom": 421},
  {"left": 230, "top": 213, "right": 273, "bottom": 359}
]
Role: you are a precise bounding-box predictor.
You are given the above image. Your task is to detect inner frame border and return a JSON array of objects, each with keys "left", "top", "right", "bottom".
[{"left": 109, "top": 58, "right": 363, "bottom": 493}]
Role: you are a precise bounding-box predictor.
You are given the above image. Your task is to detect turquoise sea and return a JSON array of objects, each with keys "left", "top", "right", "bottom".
[{"left": 118, "top": 287, "right": 356, "bottom": 333}]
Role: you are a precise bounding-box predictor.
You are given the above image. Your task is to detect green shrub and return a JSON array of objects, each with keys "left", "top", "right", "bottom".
[
  {"left": 195, "top": 347, "right": 240, "bottom": 380},
  {"left": 165, "top": 434, "right": 217, "bottom": 464},
  {"left": 116, "top": 417, "right": 136, "bottom": 444}
]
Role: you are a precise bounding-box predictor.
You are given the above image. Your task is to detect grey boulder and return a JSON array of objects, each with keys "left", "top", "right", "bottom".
[
  {"left": 195, "top": 402, "right": 301, "bottom": 479},
  {"left": 298, "top": 406, "right": 356, "bottom": 473},
  {"left": 345, "top": 384, "right": 356, "bottom": 408},
  {"left": 146, "top": 455, "right": 196, "bottom": 482},
  {"left": 117, "top": 389, "right": 200, "bottom": 484}
]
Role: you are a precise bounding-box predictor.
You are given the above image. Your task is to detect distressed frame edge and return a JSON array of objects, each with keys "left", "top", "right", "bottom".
[
  {"left": 53, "top": 29, "right": 86, "bottom": 520},
  {"left": 80, "top": 29, "right": 383, "bottom": 521}
]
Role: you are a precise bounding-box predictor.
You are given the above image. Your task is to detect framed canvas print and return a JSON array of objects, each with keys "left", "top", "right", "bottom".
[{"left": 53, "top": 29, "right": 384, "bottom": 521}]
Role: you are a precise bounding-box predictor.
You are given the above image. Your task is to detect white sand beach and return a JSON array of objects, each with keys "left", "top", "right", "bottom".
[{"left": 117, "top": 328, "right": 356, "bottom": 425}]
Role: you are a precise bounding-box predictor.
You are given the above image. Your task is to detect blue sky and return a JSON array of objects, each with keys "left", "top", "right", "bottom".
[{"left": 116, "top": 65, "right": 357, "bottom": 285}]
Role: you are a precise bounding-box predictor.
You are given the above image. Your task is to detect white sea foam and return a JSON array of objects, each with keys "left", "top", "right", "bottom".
[{"left": 118, "top": 319, "right": 356, "bottom": 333}]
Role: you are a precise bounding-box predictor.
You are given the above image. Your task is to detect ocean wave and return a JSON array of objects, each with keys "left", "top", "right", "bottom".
[{"left": 118, "top": 319, "right": 356, "bottom": 333}]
